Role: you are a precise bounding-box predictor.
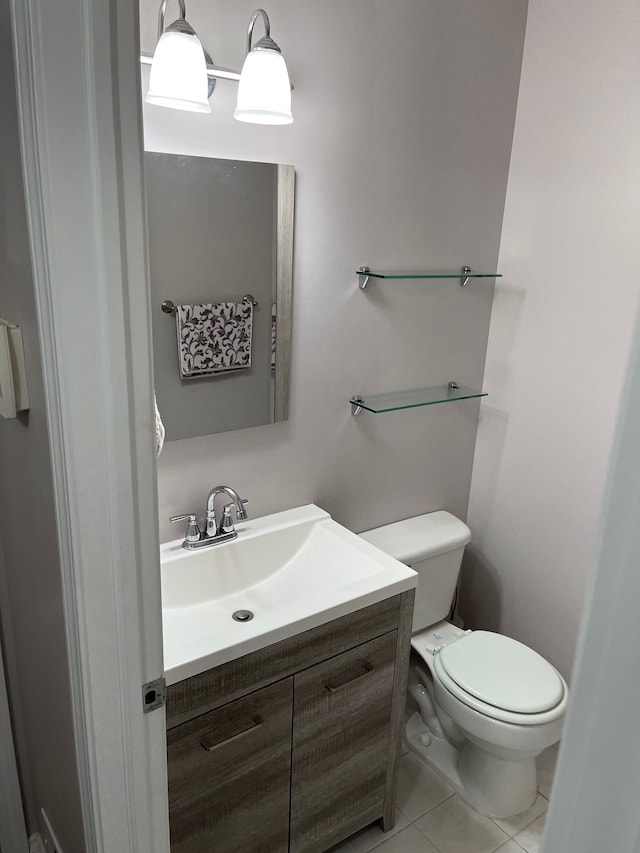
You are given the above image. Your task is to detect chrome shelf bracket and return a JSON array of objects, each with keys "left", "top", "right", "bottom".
[
  {"left": 357, "top": 266, "right": 371, "bottom": 290},
  {"left": 350, "top": 396, "right": 364, "bottom": 416},
  {"left": 460, "top": 266, "right": 472, "bottom": 287}
]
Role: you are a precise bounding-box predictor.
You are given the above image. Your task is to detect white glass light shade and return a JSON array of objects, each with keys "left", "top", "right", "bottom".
[
  {"left": 234, "top": 49, "right": 293, "bottom": 125},
  {"left": 145, "top": 30, "right": 211, "bottom": 113}
]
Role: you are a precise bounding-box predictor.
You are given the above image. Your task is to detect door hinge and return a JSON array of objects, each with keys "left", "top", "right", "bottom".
[{"left": 142, "top": 676, "right": 166, "bottom": 713}]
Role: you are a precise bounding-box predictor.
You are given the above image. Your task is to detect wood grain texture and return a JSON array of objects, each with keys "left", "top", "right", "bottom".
[
  {"left": 290, "top": 632, "right": 398, "bottom": 853},
  {"left": 382, "top": 589, "right": 415, "bottom": 830},
  {"left": 274, "top": 164, "right": 294, "bottom": 422},
  {"left": 166, "top": 596, "right": 401, "bottom": 729},
  {"left": 167, "top": 678, "right": 293, "bottom": 853}
]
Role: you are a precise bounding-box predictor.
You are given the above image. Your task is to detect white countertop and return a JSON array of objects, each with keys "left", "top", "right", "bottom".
[{"left": 160, "top": 504, "right": 417, "bottom": 685}]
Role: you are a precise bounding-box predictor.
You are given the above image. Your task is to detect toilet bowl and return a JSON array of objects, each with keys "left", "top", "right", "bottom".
[{"left": 360, "top": 512, "right": 568, "bottom": 819}]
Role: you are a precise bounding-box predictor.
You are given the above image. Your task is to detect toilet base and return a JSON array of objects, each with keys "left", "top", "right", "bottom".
[{"left": 405, "top": 711, "right": 538, "bottom": 819}]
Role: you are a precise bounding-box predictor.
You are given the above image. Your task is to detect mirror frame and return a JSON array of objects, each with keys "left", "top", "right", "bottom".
[
  {"left": 146, "top": 154, "right": 295, "bottom": 438},
  {"left": 273, "top": 164, "right": 294, "bottom": 422}
]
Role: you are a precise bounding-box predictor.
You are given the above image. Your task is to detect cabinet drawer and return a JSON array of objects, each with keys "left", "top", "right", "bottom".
[
  {"left": 290, "top": 632, "right": 397, "bottom": 852},
  {"left": 167, "top": 678, "right": 293, "bottom": 853},
  {"left": 166, "top": 596, "right": 402, "bottom": 728}
]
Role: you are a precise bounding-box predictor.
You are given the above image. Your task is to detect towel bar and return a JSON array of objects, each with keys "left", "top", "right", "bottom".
[{"left": 162, "top": 295, "right": 258, "bottom": 315}]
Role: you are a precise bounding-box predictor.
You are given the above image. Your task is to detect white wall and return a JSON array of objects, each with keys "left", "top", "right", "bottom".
[
  {"left": 464, "top": 0, "right": 640, "bottom": 680},
  {"left": 0, "top": 1, "right": 85, "bottom": 849},
  {"left": 140, "top": 0, "right": 529, "bottom": 544}
]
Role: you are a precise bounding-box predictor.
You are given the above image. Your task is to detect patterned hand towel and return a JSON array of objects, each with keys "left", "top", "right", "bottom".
[{"left": 176, "top": 302, "right": 253, "bottom": 379}]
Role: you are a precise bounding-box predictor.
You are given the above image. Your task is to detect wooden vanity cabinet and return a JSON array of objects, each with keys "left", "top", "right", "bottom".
[
  {"left": 167, "top": 678, "right": 293, "bottom": 853},
  {"left": 290, "top": 632, "right": 397, "bottom": 852},
  {"left": 166, "top": 590, "right": 414, "bottom": 853}
]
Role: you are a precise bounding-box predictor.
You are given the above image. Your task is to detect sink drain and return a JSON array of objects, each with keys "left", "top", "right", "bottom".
[{"left": 232, "top": 609, "right": 254, "bottom": 622}]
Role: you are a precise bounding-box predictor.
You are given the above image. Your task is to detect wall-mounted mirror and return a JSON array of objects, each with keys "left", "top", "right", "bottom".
[{"left": 145, "top": 153, "right": 294, "bottom": 440}]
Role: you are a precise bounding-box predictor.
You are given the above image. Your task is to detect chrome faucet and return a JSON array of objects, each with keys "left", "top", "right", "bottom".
[
  {"left": 205, "top": 485, "right": 248, "bottom": 537},
  {"left": 170, "top": 485, "right": 248, "bottom": 550}
]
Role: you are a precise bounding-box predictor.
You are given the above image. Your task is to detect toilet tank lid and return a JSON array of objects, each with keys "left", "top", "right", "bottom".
[{"left": 359, "top": 511, "right": 471, "bottom": 563}]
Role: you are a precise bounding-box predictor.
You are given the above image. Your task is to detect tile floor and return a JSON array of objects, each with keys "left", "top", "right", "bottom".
[{"left": 330, "top": 743, "right": 559, "bottom": 853}]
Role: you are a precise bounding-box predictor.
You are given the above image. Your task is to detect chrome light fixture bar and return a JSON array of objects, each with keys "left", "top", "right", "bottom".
[{"left": 141, "top": 2, "right": 293, "bottom": 124}]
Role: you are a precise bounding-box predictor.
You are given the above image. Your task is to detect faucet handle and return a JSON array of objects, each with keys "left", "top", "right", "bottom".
[
  {"left": 220, "top": 500, "right": 249, "bottom": 534},
  {"left": 170, "top": 513, "right": 201, "bottom": 544},
  {"left": 223, "top": 498, "right": 248, "bottom": 519}
]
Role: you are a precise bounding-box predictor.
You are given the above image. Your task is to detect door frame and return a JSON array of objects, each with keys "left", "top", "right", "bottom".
[
  {"left": 542, "top": 327, "right": 640, "bottom": 851},
  {"left": 9, "top": 0, "right": 170, "bottom": 850},
  {"left": 0, "top": 571, "right": 29, "bottom": 853}
]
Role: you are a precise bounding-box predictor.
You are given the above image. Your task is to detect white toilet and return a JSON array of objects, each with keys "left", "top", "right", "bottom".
[{"left": 360, "top": 511, "right": 568, "bottom": 819}]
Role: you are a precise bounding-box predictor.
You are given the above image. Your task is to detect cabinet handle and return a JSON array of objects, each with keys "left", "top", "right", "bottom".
[
  {"left": 325, "top": 662, "right": 375, "bottom": 693},
  {"left": 200, "top": 715, "right": 263, "bottom": 752}
]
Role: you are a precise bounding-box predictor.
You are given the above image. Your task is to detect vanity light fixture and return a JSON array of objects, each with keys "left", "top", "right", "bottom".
[
  {"left": 144, "top": 0, "right": 213, "bottom": 113},
  {"left": 233, "top": 9, "right": 293, "bottom": 125},
  {"left": 141, "top": 2, "right": 293, "bottom": 124}
]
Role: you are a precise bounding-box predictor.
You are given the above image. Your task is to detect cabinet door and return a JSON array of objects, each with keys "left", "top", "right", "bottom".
[
  {"left": 167, "top": 677, "right": 292, "bottom": 853},
  {"left": 290, "top": 632, "right": 398, "bottom": 853}
]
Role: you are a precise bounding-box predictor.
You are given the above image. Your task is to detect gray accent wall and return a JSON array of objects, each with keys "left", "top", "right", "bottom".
[
  {"left": 0, "top": 0, "right": 85, "bottom": 849},
  {"left": 140, "top": 0, "right": 529, "bottom": 544}
]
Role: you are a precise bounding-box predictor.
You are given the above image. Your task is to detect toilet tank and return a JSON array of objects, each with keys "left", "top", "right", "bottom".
[{"left": 359, "top": 511, "right": 471, "bottom": 632}]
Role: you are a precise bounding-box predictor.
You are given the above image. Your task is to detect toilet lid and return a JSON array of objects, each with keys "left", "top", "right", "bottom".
[{"left": 437, "top": 631, "right": 564, "bottom": 714}]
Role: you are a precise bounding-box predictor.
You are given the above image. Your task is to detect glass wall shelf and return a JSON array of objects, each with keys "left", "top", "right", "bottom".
[
  {"left": 356, "top": 265, "right": 501, "bottom": 289},
  {"left": 350, "top": 383, "right": 487, "bottom": 415}
]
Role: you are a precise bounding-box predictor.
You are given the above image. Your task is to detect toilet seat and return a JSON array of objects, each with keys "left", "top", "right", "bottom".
[{"left": 432, "top": 631, "right": 567, "bottom": 726}]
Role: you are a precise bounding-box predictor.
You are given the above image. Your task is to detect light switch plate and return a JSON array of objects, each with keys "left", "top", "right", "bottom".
[{"left": 0, "top": 318, "right": 29, "bottom": 419}]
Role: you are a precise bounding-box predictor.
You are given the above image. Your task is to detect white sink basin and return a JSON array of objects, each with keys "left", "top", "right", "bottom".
[{"left": 160, "top": 504, "right": 417, "bottom": 684}]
